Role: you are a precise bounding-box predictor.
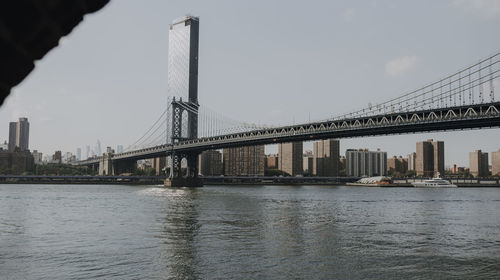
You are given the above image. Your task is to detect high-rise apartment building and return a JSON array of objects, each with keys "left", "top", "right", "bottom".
[
  {"left": 16, "top": 117, "right": 29, "bottom": 151},
  {"left": 198, "top": 150, "right": 223, "bottom": 176},
  {"left": 346, "top": 149, "right": 387, "bottom": 177},
  {"left": 313, "top": 139, "right": 339, "bottom": 176},
  {"left": 223, "top": 145, "right": 265, "bottom": 176},
  {"left": 266, "top": 154, "right": 279, "bottom": 169},
  {"left": 303, "top": 150, "right": 313, "bottom": 174},
  {"left": 8, "top": 122, "right": 16, "bottom": 151},
  {"left": 408, "top": 152, "right": 416, "bottom": 171},
  {"left": 8, "top": 118, "right": 29, "bottom": 151},
  {"left": 387, "top": 156, "right": 408, "bottom": 174},
  {"left": 469, "top": 150, "right": 489, "bottom": 178},
  {"left": 278, "top": 142, "right": 303, "bottom": 176},
  {"left": 491, "top": 149, "right": 500, "bottom": 176},
  {"left": 416, "top": 139, "right": 444, "bottom": 177}
]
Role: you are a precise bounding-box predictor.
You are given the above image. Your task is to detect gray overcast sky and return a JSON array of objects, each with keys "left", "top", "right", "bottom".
[{"left": 1, "top": 0, "right": 500, "bottom": 166}]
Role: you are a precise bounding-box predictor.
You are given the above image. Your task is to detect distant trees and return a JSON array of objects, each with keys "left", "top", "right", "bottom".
[
  {"left": 264, "top": 168, "right": 290, "bottom": 177},
  {"left": 34, "top": 164, "right": 95, "bottom": 176},
  {"left": 387, "top": 170, "right": 416, "bottom": 178}
]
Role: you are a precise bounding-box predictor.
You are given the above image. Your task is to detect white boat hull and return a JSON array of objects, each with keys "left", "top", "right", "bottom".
[{"left": 412, "top": 182, "right": 457, "bottom": 188}]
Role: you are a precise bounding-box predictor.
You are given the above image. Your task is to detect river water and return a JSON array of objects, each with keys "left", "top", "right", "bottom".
[{"left": 1, "top": 184, "right": 499, "bottom": 279}]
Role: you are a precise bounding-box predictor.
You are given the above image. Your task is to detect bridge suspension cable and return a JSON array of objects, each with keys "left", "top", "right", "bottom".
[
  {"left": 330, "top": 51, "right": 500, "bottom": 120},
  {"left": 197, "top": 105, "right": 272, "bottom": 137},
  {"left": 123, "top": 97, "right": 172, "bottom": 152}
]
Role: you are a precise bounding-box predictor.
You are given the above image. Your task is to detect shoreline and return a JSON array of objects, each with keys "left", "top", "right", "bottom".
[{"left": 0, "top": 175, "right": 499, "bottom": 187}]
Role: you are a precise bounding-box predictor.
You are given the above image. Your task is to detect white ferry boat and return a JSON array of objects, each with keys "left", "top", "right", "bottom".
[{"left": 412, "top": 173, "right": 457, "bottom": 188}]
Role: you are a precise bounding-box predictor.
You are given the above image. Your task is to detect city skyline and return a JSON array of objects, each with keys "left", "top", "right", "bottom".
[{"left": 0, "top": 0, "right": 499, "bottom": 166}]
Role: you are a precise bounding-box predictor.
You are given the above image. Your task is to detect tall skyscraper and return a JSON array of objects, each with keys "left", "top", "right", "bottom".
[
  {"left": 346, "top": 148, "right": 387, "bottom": 177},
  {"left": 168, "top": 15, "right": 199, "bottom": 139},
  {"left": 223, "top": 145, "right": 265, "bottom": 176},
  {"left": 116, "top": 145, "right": 124, "bottom": 154},
  {"left": 416, "top": 139, "right": 444, "bottom": 177},
  {"left": 492, "top": 149, "right": 500, "bottom": 176},
  {"left": 8, "top": 118, "right": 29, "bottom": 151},
  {"left": 96, "top": 140, "right": 102, "bottom": 156},
  {"left": 469, "top": 150, "right": 489, "bottom": 178},
  {"left": 16, "top": 117, "right": 29, "bottom": 151},
  {"left": 278, "top": 142, "right": 303, "bottom": 176},
  {"left": 86, "top": 145, "right": 90, "bottom": 159},
  {"left": 8, "top": 122, "right": 16, "bottom": 151},
  {"left": 76, "top": 148, "right": 82, "bottom": 161},
  {"left": 313, "top": 139, "right": 340, "bottom": 176}
]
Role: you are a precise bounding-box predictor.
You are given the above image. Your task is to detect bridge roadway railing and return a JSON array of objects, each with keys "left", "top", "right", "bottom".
[{"left": 76, "top": 102, "right": 500, "bottom": 165}]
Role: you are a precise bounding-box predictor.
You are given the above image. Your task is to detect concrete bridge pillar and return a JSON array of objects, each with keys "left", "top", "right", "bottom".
[{"left": 98, "top": 153, "right": 114, "bottom": 175}]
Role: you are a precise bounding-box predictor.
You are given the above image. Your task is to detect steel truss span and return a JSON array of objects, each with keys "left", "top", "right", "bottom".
[{"left": 78, "top": 102, "right": 500, "bottom": 165}]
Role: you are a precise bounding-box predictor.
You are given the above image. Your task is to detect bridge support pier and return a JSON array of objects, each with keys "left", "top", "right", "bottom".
[
  {"left": 98, "top": 153, "right": 114, "bottom": 175},
  {"left": 164, "top": 151, "right": 202, "bottom": 187}
]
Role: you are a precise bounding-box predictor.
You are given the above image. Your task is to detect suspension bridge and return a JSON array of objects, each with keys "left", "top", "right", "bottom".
[
  {"left": 77, "top": 51, "right": 500, "bottom": 184},
  {"left": 75, "top": 16, "right": 500, "bottom": 187}
]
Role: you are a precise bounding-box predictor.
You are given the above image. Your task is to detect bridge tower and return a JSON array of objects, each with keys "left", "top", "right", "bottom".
[{"left": 165, "top": 15, "right": 202, "bottom": 187}]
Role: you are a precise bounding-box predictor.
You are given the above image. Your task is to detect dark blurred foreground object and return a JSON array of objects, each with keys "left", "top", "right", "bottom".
[{"left": 0, "top": 0, "right": 110, "bottom": 106}]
